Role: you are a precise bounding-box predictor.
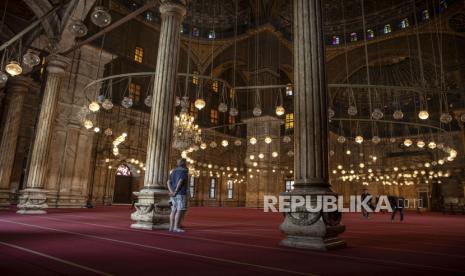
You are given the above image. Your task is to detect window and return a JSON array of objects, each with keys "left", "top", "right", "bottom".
[
  {"left": 116, "top": 164, "right": 132, "bottom": 176},
  {"left": 367, "top": 29, "right": 375, "bottom": 39},
  {"left": 384, "top": 24, "right": 392, "bottom": 34},
  {"left": 286, "top": 84, "right": 293, "bottom": 96},
  {"left": 439, "top": 0, "right": 448, "bottom": 12},
  {"left": 230, "top": 88, "right": 236, "bottom": 99},
  {"left": 129, "top": 83, "right": 141, "bottom": 103},
  {"left": 422, "top": 10, "right": 430, "bottom": 21},
  {"left": 212, "top": 80, "right": 219, "bottom": 93},
  {"left": 192, "top": 71, "right": 199, "bottom": 85},
  {"left": 400, "top": 18, "right": 410, "bottom": 29},
  {"left": 211, "top": 109, "right": 218, "bottom": 125},
  {"left": 189, "top": 177, "right": 195, "bottom": 198},
  {"left": 285, "top": 180, "right": 294, "bottom": 192},
  {"left": 332, "top": 35, "right": 340, "bottom": 45},
  {"left": 209, "top": 178, "right": 217, "bottom": 199},
  {"left": 192, "top": 27, "right": 200, "bottom": 37},
  {"left": 134, "top": 46, "right": 144, "bottom": 63},
  {"left": 208, "top": 30, "right": 216, "bottom": 39},
  {"left": 145, "top": 11, "right": 154, "bottom": 22},
  {"left": 190, "top": 103, "right": 198, "bottom": 119},
  {"left": 228, "top": 115, "right": 236, "bottom": 125},
  {"left": 285, "top": 113, "right": 294, "bottom": 129},
  {"left": 227, "top": 180, "right": 234, "bottom": 199},
  {"left": 350, "top": 32, "right": 358, "bottom": 42}
]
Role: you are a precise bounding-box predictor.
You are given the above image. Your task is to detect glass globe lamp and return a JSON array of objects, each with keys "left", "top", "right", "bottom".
[
  {"left": 68, "top": 19, "right": 88, "bottom": 37},
  {"left": 337, "top": 136, "right": 346, "bottom": 144},
  {"left": 218, "top": 102, "right": 228, "bottom": 113},
  {"left": 249, "top": 137, "right": 257, "bottom": 145},
  {"left": 0, "top": 71, "right": 8, "bottom": 85},
  {"left": 272, "top": 152, "right": 278, "bottom": 158},
  {"left": 194, "top": 98, "right": 206, "bottom": 110},
  {"left": 287, "top": 150, "right": 294, "bottom": 157},
  {"left": 234, "top": 139, "right": 242, "bottom": 146},
  {"left": 264, "top": 136, "right": 272, "bottom": 144},
  {"left": 275, "top": 106, "right": 285, "bottom": 116},
  {"left": 200, "top": 143, "right": 207, "bottom": 150},
  {"left": 428, "top": 141, "right": 436, "bottom": 149},
  {"left": 104, "top": 128, "right": 113, "bottom": 136},
  {"left": 403, "top": 139, "right": 413, "bottom": 147},
  {"left": 372, "top": 136, "right": 381, "bottom": 144},
  {"left": 94, "top": 127, "right": 100, "bottom": 133},
  {"left": 144, "top": 96, "right": 152, "bottom": 107},
  {"left": 347, "top": 106, "right": 357, "bottom": 116},
  {"left": 175, "top": 96, "right": 181, "bottom": 107},
  {"left": 253, "top": 106, "right": 262, "bottom": 117},
  {"left": 417, "top": 140, "right": 425, "bottom": 148},
  {"left": 83, "top": 120, "right": 93, "bottom": 129},
  {"left": 229, "top": 107, "right": 239, "bottom": 116},
  {"left": 22, "top": 52, "right": 40, "bottom": 67},
  {"left": 393, "top": 110, "right": 404, "bottom": 120},
  {"left": 210, "top": 141, "right": 217, "bottom": 148},
  {"left": 5, "top": 61, "right": 22, "bottom": 76},
  {"left": 90, "top": 6, "right": 112, "bottom": 28},
  {"left": 283, "top": 136, "right": 291, "bottom": 143},
  {"left": 97, "top": 94, "right": 106, "bottom": 104},
  {"left": 371, "top": 108, "right": 384, "bottom": 120},
  {"left": 221, "top": 140, "right": 229, "bottom": 147},
  {"left": 121, "top": 97, "right": 133, "bottom": 108},
  {"left": 89, "top": 101, "right": 100, "bottom": 112},
  {"left": 418, "top": 110, "right": 429, "bottom": 120},
  {"left": 355, "top": 135, "right": 364, "bottom": 144},
  {"left": 102, "top": 99, "right": 114, "bottom": 110},
  {"left": 440, "top": 113, "right": 452, "bottom": 124}
]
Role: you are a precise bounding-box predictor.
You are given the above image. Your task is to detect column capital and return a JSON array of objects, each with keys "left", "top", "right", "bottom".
[
  {"left": 46, "top": 54, "right": 70, "bottom": 75},
  {"left": 159, "top": 0, "right": 187, "bottom": 17}
]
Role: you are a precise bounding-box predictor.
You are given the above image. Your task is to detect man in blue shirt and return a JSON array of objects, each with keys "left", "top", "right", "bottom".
[{"left": 167, "top": 158, "right": 189, "bottom": 232}]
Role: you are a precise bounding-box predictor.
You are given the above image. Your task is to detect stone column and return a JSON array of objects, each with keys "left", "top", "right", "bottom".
[
  {"left": 17, "top": 55, "right": 69, "bottom": 214},
  {"left": 131, "top": 0, "right": 186, "bottom": 229},
  {"left": 279, "top": 0, "right": 345, "bottom": 250},
  {"left": 0, "top": 76, "right": 32, "bottom": 209}
]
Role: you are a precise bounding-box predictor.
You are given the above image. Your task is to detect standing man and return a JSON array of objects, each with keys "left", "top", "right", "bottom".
[
  {"left": 167, "top": 158, "right": 189, "bottom": 232},
  {"left": 361, "top": 188, "right": 372, "bottom": 219}
]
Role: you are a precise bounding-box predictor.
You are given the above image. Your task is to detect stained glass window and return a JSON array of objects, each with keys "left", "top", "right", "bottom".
[
  {"left": 285, "top": 113, "right": 294, "bottom": 129},
  {"left": 227, "top": 180, "right": 234, "bottom": 199},
  {"left": 209, "top": 178, "right": 217, "bottom": 199},
  {"left": 384, "top": 24, "right": 392, "bottom": 34},
  {"left": 401, "top": 18, "right": 410, "bottom": 29},
  {"left": 285, "top": 180, "right": 294, "bottom": 192},
  {"left": 367, "top": 29, "right": 375, "bottom": 39},
  {"left": 134, "top": 46, "right": 143, "bottom": 63},
  {"left": 350, "top": 32, "right": 358, "bottom": 42},
  {"left": 116, "top": 164, "right": 132, "bottom": 176},
  {"left": 332, "top": 36, "right": 340, "bottom": 45}
]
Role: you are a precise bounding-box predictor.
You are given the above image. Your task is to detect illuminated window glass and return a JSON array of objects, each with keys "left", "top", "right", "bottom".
[
  {"left": 285, "top": 113, "right": 294, "bottom": 129},
  {"left": 208, "top": 30, "right": 216, "bottom": 39},
  {"left": 401, "top": 18, "right": 410, "bottom": 29},
  {"left": 211, "top": 109, "right": 219, "bottom": 125},
  {"left": 332, "top": 35, "right": 340, "bottom": 45},
  {"left": 209, "top": 178, "right": 217, "bottom": 199},
  {"left": 229, "top": 115, "right": 236, "bottom": 125},
  {"left": 422, "top": 10, "right": 430, "bottom": 21},
  {"left": 384, "top": 24, "right": 392, "bottom": 34},
  {"left": 192, "top": 71, "right": 199, "bottom": 85},
  {"left": 286, "top": 84, "right": 293, "bottom": 96},
  {"left": 227, "top": 180, "right": 234, "bottom": 199},
  {"left": 350, "top": 32, "right": 358, "bottom": 42},
  {"left": 189, "top": 177, "right": 195, "bottom": 198},
  {"left": 192, "top": 27, "right": 200, "bottom": 37},
  {"left": 367, "top": 29, "right": 375, "bottom": 39},
  {"left": 129, "top": 83, "right": 141, "bottom": 103},
  {"left": 116, "top": 164, "right": 132, "bottom": 176},
  {"left": 134, "top": 46, "right": 143, "bottom": 63},
  {"left": 230, "top": 88, "right": 236, "bottom": 99},
  {"left": 285, "top": 180, "right": 294, "bottom": 192},
  {"left": 145, "top": 11, "right": 154, "bottom": 22},
  {"left": 212, "top": 80, "right": 219, "bottom": 93},
  {"left": 190, "top": 103, "right": 198, "bottom": 118},
  {"left": 439, "top": 0, "right": 448, "bottom": 12}
]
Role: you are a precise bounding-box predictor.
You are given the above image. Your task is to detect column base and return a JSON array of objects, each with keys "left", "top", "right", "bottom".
[
  {"left": 279, "top": 189, "right": 346, "bottom": 251},
  {"left": 17, "top": 188, "right": 48, "bottom": 214},
  {"left": 130, "top": 187, "right": 170, "bottom": 230}
]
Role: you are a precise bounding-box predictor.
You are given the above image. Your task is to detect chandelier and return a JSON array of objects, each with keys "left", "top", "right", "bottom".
[{"left": 173, "top": 97, "right": 202, "bottom": 151}]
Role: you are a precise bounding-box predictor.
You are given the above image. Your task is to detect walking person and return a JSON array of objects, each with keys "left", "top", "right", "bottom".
[
  {"left": 167, "top": 158, "right": 189, "bottom": 232},
  {"left": 389, "top": 195, "right": 405, "bottom": 223}
]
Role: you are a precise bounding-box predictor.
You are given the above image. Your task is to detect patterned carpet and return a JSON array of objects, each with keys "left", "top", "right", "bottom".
[{"left": 1, "top": 206, "right": 465, "bottom": 275}]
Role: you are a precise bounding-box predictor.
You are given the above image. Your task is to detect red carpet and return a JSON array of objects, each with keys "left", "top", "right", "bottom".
[{"left": 1, "top": 206, "right": 465, "bottom": 275}]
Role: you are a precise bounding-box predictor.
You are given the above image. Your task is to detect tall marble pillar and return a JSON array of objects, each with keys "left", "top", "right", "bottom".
[
  {"left": 279, "top": 0, "right": 346, "bottom": 250},
  {"left": 0, "top": 76, "right": 32, "bottom": 209},
  {"left": 131, "top": 0, "right": 186, "bottom": 230},
  {"left": 17, "top": 55, "right": 69, "bottom": 214}
]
